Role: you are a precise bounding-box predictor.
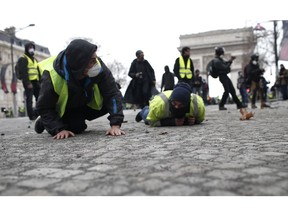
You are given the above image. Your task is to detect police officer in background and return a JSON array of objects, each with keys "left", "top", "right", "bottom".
[
  {"left": 213, "top": 46, "right": 243, "bottom": 111},
  {"left": 173, "top": 47, "right": 195, "bottom": 90},
  {"left": 16, "top": 42, "right": 41, "bottom": 120}
]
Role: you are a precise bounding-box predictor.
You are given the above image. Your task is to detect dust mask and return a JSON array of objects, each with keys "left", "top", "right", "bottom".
[
  {"left": 28, "top": 48, "right": 34, "bottom": 55},
  {"left": 252, "top": 60, "right": 257, "bottom": 65},
  {"left": 88, "top": 63, "right": 102, "bottom": 77}
]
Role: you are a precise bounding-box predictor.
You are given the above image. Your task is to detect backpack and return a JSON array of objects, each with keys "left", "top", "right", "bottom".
[
  {"left": 15, "top": 57, "right": 24, "bottom": 80},
  {"left": 206, "top": 59, "right": 218, "bottom": 78}
]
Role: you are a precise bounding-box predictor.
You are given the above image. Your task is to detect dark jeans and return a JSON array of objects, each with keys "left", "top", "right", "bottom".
[
  {"left": 24, "top": 80, "right": 40, "bottom": 120},
  {"left": 280, "top": 85, "right": 288, "bottom": 100},
  {"left": 60, "top": 106, "right": 108, "bottom": 134},
  {"left": 219, "top": 75, "right": 242, "bottom": 109},
  {"left": 239, "top": 87, "right": 249, "bottom": 105}
]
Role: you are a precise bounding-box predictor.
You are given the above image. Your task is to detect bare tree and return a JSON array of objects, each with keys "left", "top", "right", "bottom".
[
  {"left": 106, "top": 60, "right": 128, "bottom": 88},
  {"left": 254, "top": 23, "right": 282, "bottom": 68}
]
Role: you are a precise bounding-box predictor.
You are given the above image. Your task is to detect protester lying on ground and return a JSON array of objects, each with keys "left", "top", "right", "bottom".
[{"left": 135, "top": 82, "right": 205, "bottom": 126}]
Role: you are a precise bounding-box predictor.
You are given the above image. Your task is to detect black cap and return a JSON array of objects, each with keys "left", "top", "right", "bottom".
[{"left": 136, "top": 50, "right": 143, "bottom": 57}]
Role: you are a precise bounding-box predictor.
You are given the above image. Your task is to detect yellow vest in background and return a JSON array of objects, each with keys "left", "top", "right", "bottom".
[
  {"left": 23, "top": 54, "right": 40, "bottom": 81},
  {"left": 179, "top": 56, "right": 192, "bottom": 79}
]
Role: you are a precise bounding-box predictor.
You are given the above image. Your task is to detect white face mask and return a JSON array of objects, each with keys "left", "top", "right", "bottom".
[
  {"left": 87, "top": 63, "right": 102, "bottom": 77},
  {"left": 252, "top": 60, "right": 257, "bottom": 65},
  {"left": 28, "top": 48, "right": 34, "bottom": 55}
]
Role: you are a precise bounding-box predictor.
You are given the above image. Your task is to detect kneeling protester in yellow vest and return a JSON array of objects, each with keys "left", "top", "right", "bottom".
[
  {"left": 35, "top": 39, "right": 125, "bottom": 139},
  {"left": 135, "top": 82, "right": 205, "bottom": 126}
]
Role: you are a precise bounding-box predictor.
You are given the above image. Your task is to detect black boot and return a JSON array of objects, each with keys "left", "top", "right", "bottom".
[
  {"left": 135, "top": 112, "right": 142, "bottom": 122},
  {"left": 34, "top": 117, "right": 45, "bottom": 134}
]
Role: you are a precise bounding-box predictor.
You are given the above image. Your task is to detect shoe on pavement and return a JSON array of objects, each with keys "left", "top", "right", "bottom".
[
  {"left": 34, "top": 117, "right": 45, "bottom": 134},
  {"left": 261, "top": 103, "right": 270, "bottom": 109},
  {"left": 219, "top": 106, "right": 227, "bottom": 111},
  {"left": 252, "top": 104, "right": 257, "bottom": 109},
  {"left": 135, "top": 111, "right": 142, "bottom": 122}
]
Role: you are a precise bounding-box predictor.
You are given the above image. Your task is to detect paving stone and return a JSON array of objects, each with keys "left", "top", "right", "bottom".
[
  {"left": 24, "top": 189, "right": 57, "bottom": 196},
  {"left": 159, "top": 184, "right": 200, "bottom": 195},
  {"left": 0, "top": 187, "right": 29, "bottom": 196},
  {"left": 53, "top": 180, "right": 90, "bottom": 194},
  {"left": 16, "top": 178, "right": 61, "bottom": 189},
  {"left": 208, "top": 190, "right": 238, "bottom": 196},
  {"left": 133, "top": 179, "right": 171, "bottom": 193},
  {"left": 73, "top": 172, "right": 107, "bottom": 180}
]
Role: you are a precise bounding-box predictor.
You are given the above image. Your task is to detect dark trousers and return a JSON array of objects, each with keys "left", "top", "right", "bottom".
[
  {"left": 219, "top": 75, "right": 242, "bottom": 108},
  {"left": 138, "top": 81, "right": 151, "bottom": 109},
  {"left": 239, "top": 87, "right": 249, "bottom": 105},
  {"left": 24, "top": 80, "right": 40, "bottom": 120},
  {"left": 280, "top": 85, "right": 288, "bottom": 100},
  {"left": 61, "top": 106, "right": 108, "bottom": 134},
  {"left": 251, "top": 81, "right": 265, "bottom": 105}
]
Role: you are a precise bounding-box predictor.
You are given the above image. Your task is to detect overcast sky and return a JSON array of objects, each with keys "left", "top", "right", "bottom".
[{"left": 1, "top": 0, "right": 286, "bottom": 96}]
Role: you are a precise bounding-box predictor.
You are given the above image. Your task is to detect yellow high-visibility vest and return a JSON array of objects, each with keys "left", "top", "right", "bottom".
[
  {"left": 146, "top": 91, "right": 205, "bottom": 126},
  {"left": 23, "top": 54, "right": 40, "bottom": 81},
  {"left": 179, "top": 56, "right": 192, "bottom": 79},
  {"left": 39, "top": 56, "right": 103, "bottom": 117}
]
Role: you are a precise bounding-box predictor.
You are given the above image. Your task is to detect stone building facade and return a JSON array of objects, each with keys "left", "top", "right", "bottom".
[
  {"left": 0, "top": 29, "right": 50, "bottom": 118},
  {"left": 179, "top": 27, "right": 256, "bottom": 97}
]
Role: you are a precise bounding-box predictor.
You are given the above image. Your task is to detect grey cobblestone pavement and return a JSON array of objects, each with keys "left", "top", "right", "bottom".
[{"left": 1, "top": 100, "right": 288, "bottom": 196}]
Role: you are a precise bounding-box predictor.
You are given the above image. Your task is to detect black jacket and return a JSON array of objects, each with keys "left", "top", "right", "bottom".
[
  {"left": 244, "top": 62, "right": 264, "bottom": 83},
  {"left": 128, "top": 59, "right": 155, "bottom": 83},
  {"left": 124, "top": 59, "right": 155, "bottom": 104},
  {"left": 161, "top": 72, "right": 175, "bottom": 91},
  {"left": 36, "top": 51, "right": 124, "bottom": 135},
  {"left": 213, "top": 57, "right": 232, "bottom": 77}
]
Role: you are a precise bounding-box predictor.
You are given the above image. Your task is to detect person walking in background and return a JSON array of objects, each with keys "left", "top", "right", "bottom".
[
  {"left": 202, "top": 79, "right": 209, "bottom": 105},
  {"left": 16, "top": 41, "right": 41, "bottom": 120},
  {"left": 161, "top": 65, "right": 175, "bottom": 92},
  {"left": 244, "top": 54, "right": 270, "bottom": 109},
  {"left": 259, "top": 75, "right": 270, "bottom": 102},
  {"left": 124, "top": 50, "right": 156, "bottom": 108},
  {"left": 173, "top": 46, "right": 195, "bottom": 90},
  {"left": 237, "top": 71, "right": 249, "bottom": 108},
  {"left": 192, "top": 69, "right": 203, "bottom": 96},
  {"left": 279, "top": 64, "right": 288, "bottom": 100},
  {"left": 135, "top": 82, "right": 205, "bottom": 127},
  {"left": 213, "top": 46, "right": 243, "bottom": 111},
  {"left": 34, "top": 39, "right": 125, "bottom": 139}
]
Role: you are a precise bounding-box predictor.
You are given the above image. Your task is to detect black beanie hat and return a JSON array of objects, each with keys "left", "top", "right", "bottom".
[
  {"left": 136, "top": 50, "right": 143, "bottom": 57},
  {"left": 170, "top": 82, "right": 192, "bottom": 107},
  {"left": 65, "top": 39, "right": 97, "bottom": 78}
]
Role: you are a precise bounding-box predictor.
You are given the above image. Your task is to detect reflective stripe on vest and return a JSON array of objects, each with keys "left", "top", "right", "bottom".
[
  {"left": 179, "top": 56, "right": 192, "bottom": 79},
  {"left": 40, "top": 56, "right": 103, "bottom": 117},
  {"left": 159, "top": 93, "right": 170, "bottom": 116},
  {"left": 24, "top": 54, "right": 39, "bottom": 81},
  {"left": 192, "top": 94, "right": 198, "bottom": 120}
]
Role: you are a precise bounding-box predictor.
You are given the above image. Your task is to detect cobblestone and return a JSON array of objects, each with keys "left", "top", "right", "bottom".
[{"left": 1, "top": 100, "right": 288, "bottom": 195}]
